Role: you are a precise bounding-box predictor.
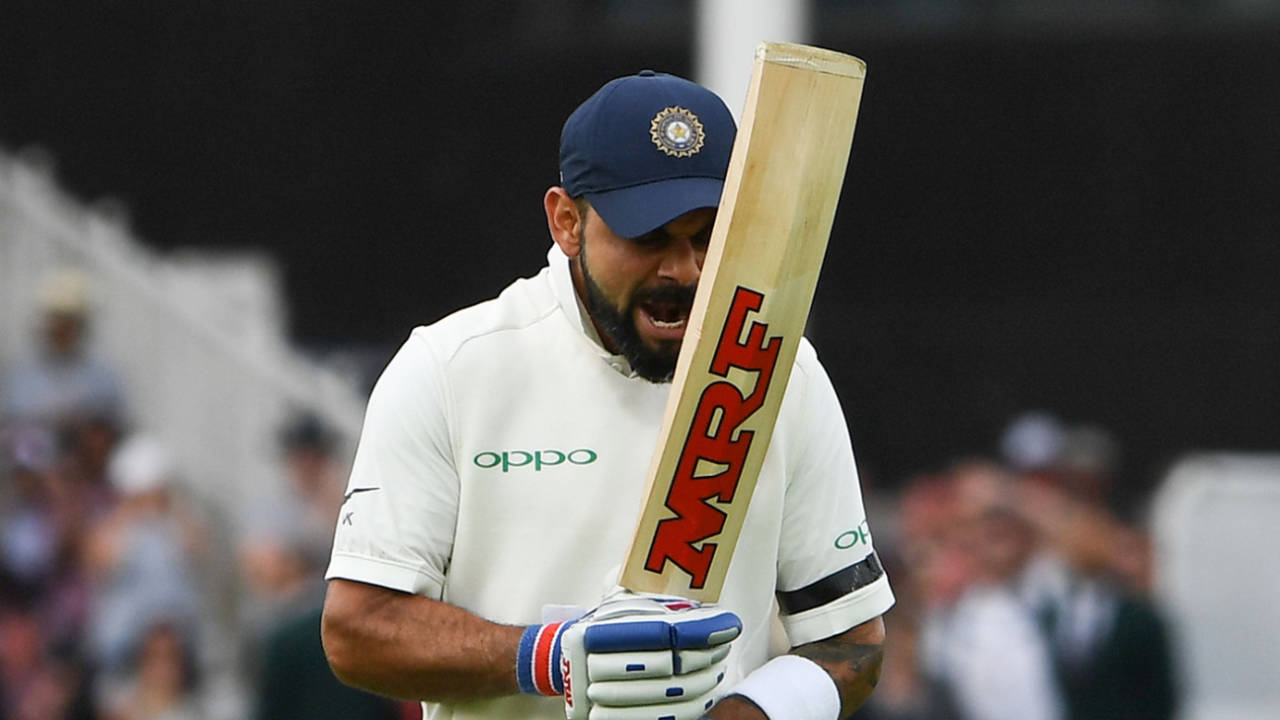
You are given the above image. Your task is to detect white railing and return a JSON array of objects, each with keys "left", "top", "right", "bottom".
[{"left": 0, "top": 150, "right": 367, "bottom": 516}]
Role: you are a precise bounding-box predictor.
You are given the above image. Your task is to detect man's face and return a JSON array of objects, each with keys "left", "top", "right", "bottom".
[
  {"left": 44, "top": 311, "right": 85, "bottom": 357},
  {"left": 575, "top": 205, "right": 716, "bottom": 382}
]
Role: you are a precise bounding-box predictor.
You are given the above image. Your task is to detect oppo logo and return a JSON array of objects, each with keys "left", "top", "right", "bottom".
[
  {"left": 835, "top": 519, "right": 871, "bottom": 550},
  {"left": 473, "top": 448, "right": 598, "bottom": 472}
]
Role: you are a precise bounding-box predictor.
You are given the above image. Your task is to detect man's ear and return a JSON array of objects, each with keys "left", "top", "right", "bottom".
[{"left": 545, "top": 187, "right": 584, "bottom": 258}]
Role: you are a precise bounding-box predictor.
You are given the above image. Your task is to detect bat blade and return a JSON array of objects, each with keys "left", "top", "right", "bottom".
[{"left": 620, "top": 43, "right": 868, "bottom": 602}]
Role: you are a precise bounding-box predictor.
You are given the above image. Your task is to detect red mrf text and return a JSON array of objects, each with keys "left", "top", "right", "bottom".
[{"left": 643, "top": 286, "right": 782, "bottom": 588}]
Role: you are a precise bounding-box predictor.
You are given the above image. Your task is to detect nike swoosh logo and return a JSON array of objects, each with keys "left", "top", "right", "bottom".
[{"left": 343, "top": 487, "right": 381, "bottom": 502}]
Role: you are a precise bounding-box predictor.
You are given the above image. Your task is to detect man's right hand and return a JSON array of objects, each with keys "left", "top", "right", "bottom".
[{"left": 517, "top": 590, "right": 741, "bottom": 720}]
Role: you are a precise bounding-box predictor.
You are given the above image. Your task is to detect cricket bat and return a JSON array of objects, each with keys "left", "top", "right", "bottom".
[{"left": 619, "top": 42, "right": 868, "bottom": 602}]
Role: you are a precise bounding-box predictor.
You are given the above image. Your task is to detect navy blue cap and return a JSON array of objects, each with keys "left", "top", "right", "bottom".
[{"left": 560, "top": 70, "right": 736, "bottom": 238}]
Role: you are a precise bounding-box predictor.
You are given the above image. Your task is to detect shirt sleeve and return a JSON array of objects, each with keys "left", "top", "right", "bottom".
[
  {"left": 774, "top": 342, "right": 895, "bottom": 646},
  {"left": 325, "top": 329, "right": 459, "bottom": 599}
]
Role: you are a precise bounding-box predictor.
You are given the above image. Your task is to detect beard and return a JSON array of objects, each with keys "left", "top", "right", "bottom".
[{"left": 578, "top": 243, "right": 696, "bottom": 384}]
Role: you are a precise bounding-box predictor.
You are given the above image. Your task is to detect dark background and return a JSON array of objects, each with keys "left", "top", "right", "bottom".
[{"left": 3, "top": 2, "right": 1277, "bottom": 508}]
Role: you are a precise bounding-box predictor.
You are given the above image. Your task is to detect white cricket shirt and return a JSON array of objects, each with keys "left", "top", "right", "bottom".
[{"left": 326, "top": 245, "right": 894, "bottom": 720}]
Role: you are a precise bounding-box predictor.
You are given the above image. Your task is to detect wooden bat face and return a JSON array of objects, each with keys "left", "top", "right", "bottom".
[{"left": 621, "top": 42, "right": 867, "bottom": 602}]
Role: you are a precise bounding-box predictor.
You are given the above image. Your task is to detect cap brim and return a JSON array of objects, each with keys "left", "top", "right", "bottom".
[{"left": 586, "top": 177, "right": 724, "bottom": 239}]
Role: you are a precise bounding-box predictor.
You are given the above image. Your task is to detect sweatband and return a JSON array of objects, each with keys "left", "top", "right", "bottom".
[
  {"left": 728, "top": 655, "right": 840, "bottom": 720},
  {"left": 517, "top": 621, "right": 573, "bottom": 696}
]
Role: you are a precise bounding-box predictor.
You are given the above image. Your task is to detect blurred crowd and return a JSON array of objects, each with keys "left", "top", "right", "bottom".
[
  {"left": 0, "top": 271, "right": 403, "bottom": 720},
  {"left": 2, "top": 270, "right": 1179, "bottom": 720},
  {"left": 855, "top": 413, "right": 1178, "bottom": 720}
]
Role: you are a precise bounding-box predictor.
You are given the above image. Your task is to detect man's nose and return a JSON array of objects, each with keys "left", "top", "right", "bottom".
[{"left": 657, "top": 239, "right": 704, "bottom": 286}]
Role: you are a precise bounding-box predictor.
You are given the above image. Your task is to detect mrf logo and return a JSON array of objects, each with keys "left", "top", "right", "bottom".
[
  {"left": 643, "top": 286, "right": 782, "bottom": 588},
  {"left": 562, "top": 654, "right": 574, "bottom": 709}
]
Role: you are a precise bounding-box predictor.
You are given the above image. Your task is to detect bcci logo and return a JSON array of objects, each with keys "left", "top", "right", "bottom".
[{"left": 650, "top": 106, "right": 705, "bottom": 157}]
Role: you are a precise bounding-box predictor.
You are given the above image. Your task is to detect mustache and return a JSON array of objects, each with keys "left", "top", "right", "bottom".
[{"left": 631, "top": 283, "right": 697, "bottom": 309}]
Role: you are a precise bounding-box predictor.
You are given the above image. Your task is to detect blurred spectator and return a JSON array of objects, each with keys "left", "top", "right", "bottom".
[
  {"left": 1, "top": 422, "right": 104, "bottom": 668},
  {"left": 1001, "top": 412, "right": 1149, "bottom": 589},
  {"left": 237, "top": 513, "right": 324, "bottom": 668},
  {"left": 253, "top": 596, "right": 399, "bottom": 720},
  {"left": 862, "top": 414, "right": 1179, "bottom": 720},
  {"left": 1, "top": 426, "right": 60, "bottom": 594},
  {"left": 0, "top": 601, "right": 45, "bottom": 717},
  {"left": 0, "top": 597, "right": 90, "bottom": 720},
  {"left": 916, "top": 462, "right": 1065, "bottom": 720},
  {"left": 239, "top": 414, "right": 345, "bottom": 643},
  {"left": 84, "top": 435, "right": 209, "bottom": 693},
  {"left": 99, "top": 621, "right": 203, "bottom": 720},
  {"left": 239, "top": 414, "right": 397, "bottom": 719},
  {"left": 1014, "top": 479, "right": 1177, "bottom": 720},
  {"left": 2, "top": 268, "right": 123, "bottom": 425},
  {"left": 1002, "top": 412, "right": 1177, "bottom": 720},
  {"left": 241, "top": 529, "right": 401, "bottom": 720},
  {"left": 57, "top": 414, "right": 123, "bottom": 512},
  {"left": 278, "top": 413, "right": 347, "bottom": 552}
]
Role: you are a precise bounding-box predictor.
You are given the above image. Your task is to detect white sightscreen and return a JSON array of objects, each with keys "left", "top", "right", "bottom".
[{"left": 1153, "top": 454, "right": 1280, "bottom": 720}]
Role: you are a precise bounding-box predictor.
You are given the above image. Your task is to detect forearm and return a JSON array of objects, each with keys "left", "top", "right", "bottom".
[
  {"left": 321, "top": 578, "right": 524, "bottom": 702},
  {"left": 711, "top": 616, "right": 885, "bottom": 720},
  {"left": 791, "top": 621, "right": 885, "bottom": 716}
]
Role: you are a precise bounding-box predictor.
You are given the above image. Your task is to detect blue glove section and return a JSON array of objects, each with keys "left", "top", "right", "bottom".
[
  {"left": 584, "top": 621, "right": 672, "bottom": 652},
  {"left": 582, "top": 611, "right": 742, "bottom": 653},
  {"left": 670, "top": 612, "right": 743, "bottom": 649}
]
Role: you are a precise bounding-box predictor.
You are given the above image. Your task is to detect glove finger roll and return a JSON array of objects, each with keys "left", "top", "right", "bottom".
[
  {"left": 587, "top": 663, "right": 726, "bottom": 707},
  {"left": 588, "top": 692, "right": 718, "bottom": 720},
  {"left": 588, "top": 650, "right": 674, "bottom": 681},
  {"left": 673, "top": 644, "right": 731, "bottom": 675}
]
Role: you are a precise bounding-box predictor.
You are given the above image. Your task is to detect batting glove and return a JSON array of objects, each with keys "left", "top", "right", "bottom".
[{"left": 517, "top": 589, "right": 741, "bottom": 720}]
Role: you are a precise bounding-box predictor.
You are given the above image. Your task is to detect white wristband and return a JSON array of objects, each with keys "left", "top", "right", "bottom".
[{"left": 728, "top": 655, "right": 840, "bottom": 720}]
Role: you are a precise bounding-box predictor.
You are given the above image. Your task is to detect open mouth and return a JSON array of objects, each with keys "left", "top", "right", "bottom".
[
  {"left": 644, "top": 299, "right": 689, "bottom": 328},
  {"left": 630, "top": 283, "right": 697, "bottom": 345},
  {"left": 638, "top": 298, "right": 691, "bottom": 338}
]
